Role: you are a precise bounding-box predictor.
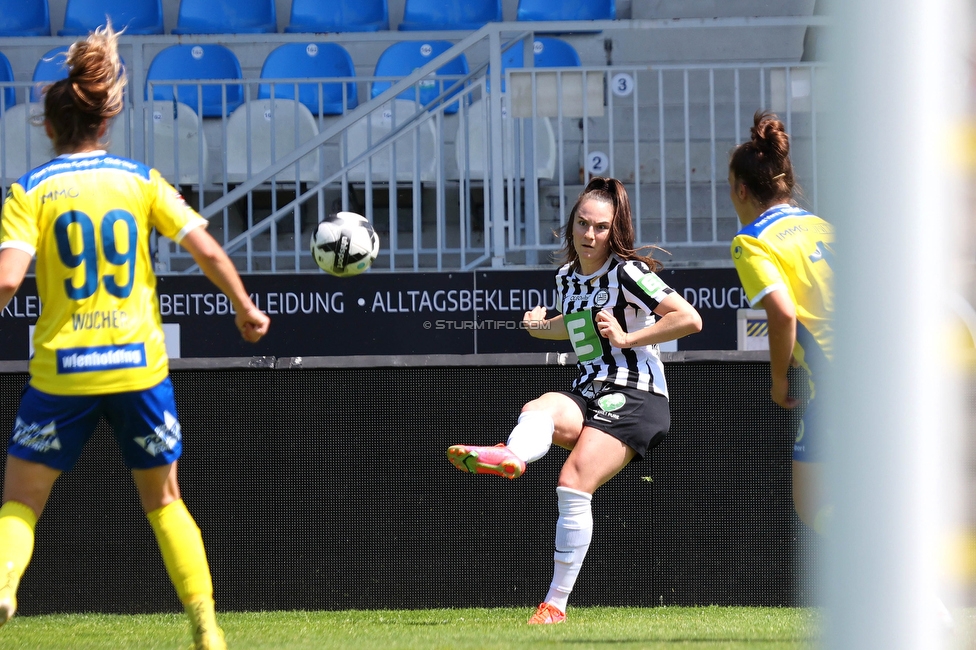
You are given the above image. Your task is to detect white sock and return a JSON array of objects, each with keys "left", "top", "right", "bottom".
[
  {"left": 506, "top": 411, "right": 554, "bottom": 463},
  {"left": 543, "top": 486, "right": 593, "bottom": 612}
]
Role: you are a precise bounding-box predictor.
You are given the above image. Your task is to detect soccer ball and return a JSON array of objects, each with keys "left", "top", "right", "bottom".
[{"left": 310, "top": 212, "right": 380, "bottom": 277}]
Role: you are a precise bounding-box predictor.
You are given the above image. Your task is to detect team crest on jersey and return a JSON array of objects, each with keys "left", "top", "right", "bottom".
[
  {"left": 135, "top": 410, "right": 182, "bottom": 457},
  {"left": 597, "top": 393, "right": 626, "bottom": 412},
  {"left": 12, "top": 417, "right": 61, "bottom": 453},
  {"left": 593, "top": 289, "right": 610, "bottom": 307}
]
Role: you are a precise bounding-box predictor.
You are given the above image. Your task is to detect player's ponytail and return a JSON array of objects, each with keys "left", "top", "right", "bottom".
[
  {"left": 43, "top": 22, "right": 126, "bottom": 153},
  {"left": 729, "top": 110, "right": 796, "bottom": 206}
]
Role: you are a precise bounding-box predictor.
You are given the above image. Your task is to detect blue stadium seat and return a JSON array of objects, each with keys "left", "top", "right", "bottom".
[
  {"left": 0, "top": 0, "right": 50, "bottom": 37},
  {"left": 30, "top": 46, "right": 70, "bottom": 103},
  {"left": 516, "top": 0, "right": 615, "bottom": 21},
  {"left": 59, "top": 0, "right": 164, "bottom": 35},
  {"left": 504, "top": 37, "right": 581, "bottom": 68},
  {"left": 398, "top": 0, "right": 501, "bottom": 31},
  {"left": 146, "top": 45, "right": 244, "bottom": 117},
  {"left": 0, "top": 52, "right": 15, "bottom": 111},
  {"left": 258, "top": 43, "right": 358, "bottom": 116},
  {"left": 172, "top": 0, "right": 276, "bottom": 34},
  {"left": 285, "top": 0, "right": 389, "bottom": 33},
  {"left": 371, "top": 41, "right": 468, "bottom": 114},
  {"left": 489, "top": 38, "right": 580, "bottom": 93}
]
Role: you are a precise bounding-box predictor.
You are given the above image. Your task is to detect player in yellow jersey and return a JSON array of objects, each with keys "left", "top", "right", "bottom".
[
  {"left": 728, "top": 111, "right": 833, "bottom": 536},
  {"left": 0, "top": 24, "right": 270, "bottom": 649}
]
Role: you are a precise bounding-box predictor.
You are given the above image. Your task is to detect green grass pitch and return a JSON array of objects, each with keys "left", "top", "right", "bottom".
[
  {"left": 0, "top": 606, "right": 824, "bottom": 649},
  {"left": 3, "top": 606, "right": 974, "bottom": 649}
]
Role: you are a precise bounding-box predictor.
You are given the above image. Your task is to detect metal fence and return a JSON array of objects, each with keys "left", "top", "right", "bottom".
[{"left": 0, "top": 17, "right": 828, "bottom": 273}]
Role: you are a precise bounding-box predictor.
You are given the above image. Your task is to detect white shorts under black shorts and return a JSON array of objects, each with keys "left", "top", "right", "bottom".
[{"left": 559, "top": 383, "right": 670, "bottom": 460}]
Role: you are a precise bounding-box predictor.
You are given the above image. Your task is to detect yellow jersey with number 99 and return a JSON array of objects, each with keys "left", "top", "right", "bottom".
[
  {"left": 730, "top": 204, "right": 834, "bottom": 376},
  {"left": 0, "top": 152, "right": 206, "bottom": 395}
]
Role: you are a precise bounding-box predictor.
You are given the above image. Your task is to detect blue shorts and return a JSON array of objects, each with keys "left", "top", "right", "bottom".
[
  {"left": 792, "top": 391, "right": 824, "bottom": 463},
  {"left": 8, "top": 377, "right": 183, "bottom": 472}
]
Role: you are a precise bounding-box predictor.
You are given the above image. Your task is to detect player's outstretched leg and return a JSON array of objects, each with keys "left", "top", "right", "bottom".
[
  {"left": 446, "top": 444, "right": 526, "bottom": 479},
  {"left": 0, "top": 501, "right": 38, "bottom": 628},
  {"left": 527, "top": 602, "right": 566, "bottom": 624}
]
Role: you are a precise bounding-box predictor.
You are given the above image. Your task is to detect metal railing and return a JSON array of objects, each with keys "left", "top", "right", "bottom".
[{"left": 0, "top": 17, "right": 829, "bottom": 273}]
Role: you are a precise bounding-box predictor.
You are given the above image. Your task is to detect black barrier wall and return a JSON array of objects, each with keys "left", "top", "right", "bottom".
[{"left": 0, "top": 357, "right": 820, "bottom": 615}]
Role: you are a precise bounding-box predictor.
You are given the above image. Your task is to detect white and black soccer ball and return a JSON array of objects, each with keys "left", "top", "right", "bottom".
[{"left": 310, "top": 212, "right": 380, "bottom": 277}]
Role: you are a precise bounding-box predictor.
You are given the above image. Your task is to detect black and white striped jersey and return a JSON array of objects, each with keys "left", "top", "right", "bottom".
[{"left": 556, "top": 255, "right": 674, "bottom": 399}]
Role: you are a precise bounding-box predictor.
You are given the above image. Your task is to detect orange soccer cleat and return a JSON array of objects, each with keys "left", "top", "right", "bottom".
[
  {"left": 446, "top": 443, "right": 526, "bottom": 479},
  {"left": 527, "top": 602, "right": 565, "bottom": 625}
]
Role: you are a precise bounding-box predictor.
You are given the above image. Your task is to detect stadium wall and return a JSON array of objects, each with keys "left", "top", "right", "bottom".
[{"left": 0, "top": 353, "right": 820, "bottom": 615}]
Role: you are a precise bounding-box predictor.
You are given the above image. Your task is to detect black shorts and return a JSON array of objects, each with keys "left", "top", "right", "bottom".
[{"left": 560, "top": 384, "right": 670, "bottom": 460}]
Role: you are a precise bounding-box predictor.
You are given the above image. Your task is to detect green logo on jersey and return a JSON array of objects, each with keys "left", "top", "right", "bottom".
[
  {"left": 637, "top": 274, "right": 666, "bottom": 297},
  {"left": 598, "top": 393, "right": 626, "bottom": 412},
  {"left": 564, "top": 313, "right": 602, "bottom": 362}
]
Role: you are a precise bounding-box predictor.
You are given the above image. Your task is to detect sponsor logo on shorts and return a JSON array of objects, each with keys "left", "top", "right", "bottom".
[
  {"left": 12, "top": 417, "right": 61, "bottom": 453},
  {"left": 598, "top": 393, "right": 626, "bottom": 412},
  {"left": 135, "top": 410, "right": 182, "bottom": 457}
]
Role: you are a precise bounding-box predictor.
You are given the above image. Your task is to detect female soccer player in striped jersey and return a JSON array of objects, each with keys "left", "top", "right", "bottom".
[
  {"left": 728, "top": 110, "right": 834, "bottom": 536},
  {"left": 447, "top": 177, "right": 702, "bottom": 624},
  {"left": 0, "top": 24, "right": 269, "bottom": 649}
]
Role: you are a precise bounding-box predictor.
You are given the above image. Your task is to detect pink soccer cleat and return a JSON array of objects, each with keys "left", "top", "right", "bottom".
[
  {"left": 446, "top": 443, "right": 525, "bottom": 479},
  {"left": 527, "top": 602, "right": 565, "bottom": 625}
]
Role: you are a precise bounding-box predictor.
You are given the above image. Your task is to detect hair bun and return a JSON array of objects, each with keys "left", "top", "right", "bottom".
[{"left": 750, "top": 111, "right": 790, "bottom": 157}]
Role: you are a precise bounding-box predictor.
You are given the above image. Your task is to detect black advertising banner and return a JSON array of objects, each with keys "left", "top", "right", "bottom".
[
  {"left": 473, "top": 269, "right": 564, "bottom": 355},
  {"left": 0, "top": 268, "right": 749, "bottom": 360},
  {"left": 471, "top": 267, "right": 749, "bottom": 353},
  {"left": 0, "top": 277, "right": 39, "bottom": 362},
  {"left": 661, "top": 267, "right": 751, "bottom": 351},
  {"left": 157, "top": 272, "right": 477, "bottom": 358}
]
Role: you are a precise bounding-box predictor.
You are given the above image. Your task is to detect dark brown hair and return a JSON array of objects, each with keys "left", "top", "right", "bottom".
[
  {"left": 728, "top": 110, "right": 796, "bottom": 206},
  {"left": 42, "top": 23, "right": 125, "bottom": 154},
  {"left": 558, "top": 177, "right": 663, "bottom": 272}
]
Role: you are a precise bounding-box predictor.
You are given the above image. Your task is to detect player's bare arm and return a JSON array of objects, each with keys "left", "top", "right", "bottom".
[
  {"left": 523, "top": 306, "right": 568, "bottom": 340},
  {"left": 179, "top": 227, "right": 271, "bottom": 343},
  {"left": 0, "top": 248, "right": 31, "bottom": 312},
  {"left": 596, "top": 293, "right": 702, "bottom": 348},
  {"left": 760, "top": 288, "right": 798, "bottom": 409}
]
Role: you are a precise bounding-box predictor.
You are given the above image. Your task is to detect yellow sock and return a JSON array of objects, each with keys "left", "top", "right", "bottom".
[
  {"left": 147, "top": 499, "right": 214, "bottom": 605},
  {"left": 0, "top": 501, "right": 37, "bottom": 598}
]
